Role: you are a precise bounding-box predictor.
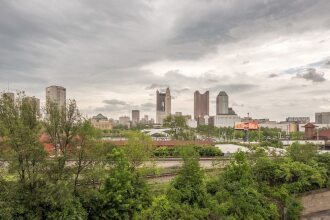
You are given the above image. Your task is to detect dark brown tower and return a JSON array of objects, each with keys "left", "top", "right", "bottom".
[{"left": 194, "top": 91, "right": 209, "bottom": 120}]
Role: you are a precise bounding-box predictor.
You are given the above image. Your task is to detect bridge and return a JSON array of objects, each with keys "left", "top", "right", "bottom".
[{"left": 301, "top": 188, "right": 330, "bottom": 219}]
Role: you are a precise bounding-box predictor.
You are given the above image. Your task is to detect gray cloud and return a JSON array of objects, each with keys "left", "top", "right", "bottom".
[
  {"left": 165, "top": 0, "right": 330, "bottom": 60},
  {"left": 95, "top": 99, "right": 155, "bottom": 115},
  {"left": 145, "top": 83, "right": 169, "bottom": 90},
  {"left": 210, "top": 84, "right": 257, "bottom": 94},
  {"left": 296, "top": 68, "right": 326, "bottom": 82},
  {"left": 174, "top": 88, "right": 190, "bottom": 94},
  {"left": 1, "top": 0, "right": 330, "bottom": 120},
  {"left": 96, "top": 99, "right": 131, "bottom": 112},
  {"left": 268, "top": 73, "right": 278, "bottom": 78},
  {"left": 140, "top": 102, "right": 156, "bottom": 111},
  {"left": 102, "top": 99, "right": 127, "bottom": 105},
  {"left": 232, "top": 102, "right": 245, "bottom": 107}
]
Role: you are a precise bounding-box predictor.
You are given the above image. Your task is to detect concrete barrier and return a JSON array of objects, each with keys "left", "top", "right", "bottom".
[{"left": 301, "top": 188, "right": 330, "bottom": 219}]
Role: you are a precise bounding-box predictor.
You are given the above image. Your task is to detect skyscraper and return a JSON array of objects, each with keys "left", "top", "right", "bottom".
[
  {"left": 132, "top": 110, "right": 140, "bottom": 126},
  {"left": 216, "top": 91, "right": 229, "bottom": 115},
  {"left": 46, "top": 85, "right": 66, "bottom": 108},
  {"left": 156, "top": 88, "right": 171, "bottom": 124},
  {"left": 194, "top": 90, "right": 209, "bottom": 120}
]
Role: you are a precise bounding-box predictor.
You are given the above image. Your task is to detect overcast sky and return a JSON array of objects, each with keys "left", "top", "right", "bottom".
[{"left": 1, "top": 0, "right": 330, "bottom": 121}]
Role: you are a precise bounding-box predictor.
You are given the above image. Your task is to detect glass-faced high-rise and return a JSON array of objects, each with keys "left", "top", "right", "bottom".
[{"left": 216, "top": 91, "right": 228, "bottom": 115}]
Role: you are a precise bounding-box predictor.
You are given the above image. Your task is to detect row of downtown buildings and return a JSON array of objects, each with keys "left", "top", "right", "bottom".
[
  {"left": 4, "top": 85, "right": 330, "bottom": 135},
  {"left": 155, "top": 88, "right": 241, "bottom": 128},
  {"left": 153, "top": 88, "right": 330, "bottom": 138}
]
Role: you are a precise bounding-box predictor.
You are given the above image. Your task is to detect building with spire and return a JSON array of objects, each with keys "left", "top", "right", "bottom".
[{"left": 156, "top": 88, "right": 171, "bottom": 124}]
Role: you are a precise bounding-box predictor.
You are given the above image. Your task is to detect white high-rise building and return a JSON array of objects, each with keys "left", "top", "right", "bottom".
[
  {"left": 216, "top": 91, "right": 229, "bottom": 115},
  {"left": 46, "top": 85, "right": 66, "bottom": 108},
  {"left": 213, "top": 115, "right": 241, "bottom": 128}
]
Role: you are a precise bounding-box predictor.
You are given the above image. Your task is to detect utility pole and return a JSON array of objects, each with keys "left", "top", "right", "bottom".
[{"left": 247, "top": 113, "right": 250, "bottom": 142}]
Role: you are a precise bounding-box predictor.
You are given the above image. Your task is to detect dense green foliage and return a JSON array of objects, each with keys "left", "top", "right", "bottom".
[
  {"left": 141, "top": 147, "right": 210, "bottom": 220},
  {"left": 207, "top": 152, "right": 280, "bottom": 219},
  {"left": 87, "top": 149, "right": 151, "bottom": 219},
  {"left": 1, "top": 94, "right": 330, "bottom": 219},
  {"left": 286, "top": 142, "right": 318, "bottom": 163}
]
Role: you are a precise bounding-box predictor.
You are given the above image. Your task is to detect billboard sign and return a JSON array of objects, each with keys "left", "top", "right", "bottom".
[{"left": 234, "top": 122, "right": 259, "bottom": 130}]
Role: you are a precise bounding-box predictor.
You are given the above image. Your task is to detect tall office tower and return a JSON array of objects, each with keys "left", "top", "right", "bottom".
[
  {"left": 216, "top": 91, "right": 229, "bottom": 115},
  {"left": 156, "top": 88, "right": 171, "bottom": 124},
  {"left": 194, "top": 90, "right": 209, "bottom": 120},
  {"left": 132, "top": 110, "right": 140, "bottom": 126},
  {"left": 46, "top": 85, "right": 66, "bottom": 108}
]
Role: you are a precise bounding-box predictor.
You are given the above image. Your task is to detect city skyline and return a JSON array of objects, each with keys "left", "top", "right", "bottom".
[
  {"left": 1, "top": 1, "right": 330, "bottom": 120},
  {"left": 1, "top": 85, "right": 327, "bottom": 122}
]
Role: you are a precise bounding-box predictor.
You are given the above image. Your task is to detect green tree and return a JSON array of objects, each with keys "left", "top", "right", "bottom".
[
  {"left": 140, "top": 195, "right": 209, "bottom": 220},
  {"left": 167, "top": 147, "right": 207, "bottom": 207},
  {"left": 94, "top": 148, "right": 151, "bottom": 219},
  {"left": 290, "top": 132, "right": 304, "bottom": 140},
  {"left": 141, "top": 147, "right": 210, "bottom": 220},
  {"left": 71, "top": 120, "right": 104, "bottom": 194},
  {"left": 122, "top": 131, "right": 154, "bottom": 169},
  {"left": 314, "top": 153, "right": 330, "bottom": 185},
  {"left": 163, "top": 115, "right": 193, "bottom": 140},
  {"left": 197, "top": 125, "right": 217, "bottom": 138},
  {"left": 43, "top": 99, "right": 82, "bottom": 182},
  {"left": 207, "top": 152, "right": 280, "bottom": 219},
  {"left": 0, "top": 93, "right": 45, "bottom": 186},
  {"left": 287, "top": 142, "right": 318, "bottom": 163},
  {"left": 0, "top": 93, "right": 86, "bottom": 219}
]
